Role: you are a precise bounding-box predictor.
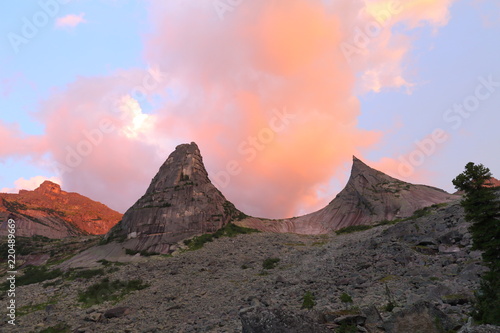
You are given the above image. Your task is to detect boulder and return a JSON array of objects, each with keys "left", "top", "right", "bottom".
[
  {"left": 240, "top": 306, "right": 330, "bottom": 333},
  {"left": 383, "top": 301, "right": 456, "bottom": 333}
]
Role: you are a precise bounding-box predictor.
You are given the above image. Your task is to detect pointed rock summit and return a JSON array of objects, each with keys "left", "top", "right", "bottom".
[
  {"left": 34, "top": 180, "right": 62, "bottom": 195},
  {"left": 107, "top": 142, "right": 245, "bottom": 253},
  {"left": 238, "top": 156, "right": 459, "bottom": 234}
]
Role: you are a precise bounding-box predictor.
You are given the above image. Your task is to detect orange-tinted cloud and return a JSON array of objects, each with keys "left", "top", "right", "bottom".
[{"left": 2, "top": 0, "right": 458, "bottom": 217}]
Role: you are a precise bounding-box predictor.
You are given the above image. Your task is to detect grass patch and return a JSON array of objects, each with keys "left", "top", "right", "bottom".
[
  {"left": 183, "top": 223, "right": 259, "bottom": 251},
  {"left": 301, "top": 291, "right": 315, "bottom": 309},
  {"left": 262, "top": 258, "right": 280, "bottom": 269},
  {"left": 16, "top": 265, "right": 63, "bottom": 287},
  {"left": 66, "top": 268, "right": 105, "bottom": 280},
  {"left": 78, "top": 277, "right": 149, "bottom": 308},
  {"left": 18, "top": 297, "right": 58, "bottom": 317},
  {"left": 336, "top": 225, "right": 373, "bottom": 235},
  {"left": 374, "top": 219, "right": 402, "bottom": 226},
  {"left": 410, "top": 207, "right": 433, "bottom": 219},
  {"left": 379, "top": 275, "right": 398, "bottom": 283}
]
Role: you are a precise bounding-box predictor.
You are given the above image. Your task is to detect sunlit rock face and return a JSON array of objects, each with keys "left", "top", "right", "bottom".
[{"left": 0, "top": 181, "right": 122, "bottom": 238}]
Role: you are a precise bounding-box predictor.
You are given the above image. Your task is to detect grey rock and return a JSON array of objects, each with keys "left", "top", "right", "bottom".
[
  {"left": 106, "top": 143, "right": 245, "bottom": 254},
  {"left": 333, "top": 314, "right": 367, "bottom": 326},
  {"left": 104, "top": 307, "right": 132, "bottom": 319},
  {"left": 240, "top": 307, "right": 330, "bottom": 333},
  {"left": 383, "top": 301, "right": 455, "bottom": 333}
]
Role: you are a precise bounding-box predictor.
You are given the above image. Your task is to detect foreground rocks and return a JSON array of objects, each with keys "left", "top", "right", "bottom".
[{"left": 2, "top": 201, "right": 500, "bottom": 332}]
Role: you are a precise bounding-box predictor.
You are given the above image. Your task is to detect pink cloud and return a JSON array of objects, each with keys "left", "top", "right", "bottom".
[
  {"left": 55, "top": 13, "right": 86, "bottom": 29},
  {"left": 1, "top": 0, "right": 458, "bottom": 217}
]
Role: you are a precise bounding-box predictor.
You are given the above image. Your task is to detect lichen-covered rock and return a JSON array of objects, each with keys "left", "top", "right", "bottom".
[{"left": 106, "top": 142, "right": 245, "bottom": 253}]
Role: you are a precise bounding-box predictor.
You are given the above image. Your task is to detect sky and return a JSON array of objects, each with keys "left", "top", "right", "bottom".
[{"left": 0, "top": 0, "right": 499, "bottom": 219}]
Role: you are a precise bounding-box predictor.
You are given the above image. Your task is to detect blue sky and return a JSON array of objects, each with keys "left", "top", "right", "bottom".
[{"left": 0, "top": 0, "right": 499, "bottom": 217}]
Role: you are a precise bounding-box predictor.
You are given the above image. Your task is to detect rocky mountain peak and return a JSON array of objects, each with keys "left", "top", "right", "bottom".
[
  {"left": 0, "top": 182, "right": 121, "bottom": 238},
  {"left": 145, "top": 142, "right": 209, "bottom": 193},
  {"left": 237, "top": 156, "right": 459, "bottom": 234},
  {"left": 107, "top": 142, "right": 245, "bottom": 254},
  {"left": 350, "top": 155, "right": 382, "bottom": 179},
  {"left": 34, "top": 180, "right": 62, "bottom": 195}
]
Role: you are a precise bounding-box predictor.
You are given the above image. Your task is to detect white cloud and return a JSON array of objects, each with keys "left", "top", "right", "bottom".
[{"left": 1, "top": 176, "right": 62, "bottom": 193}]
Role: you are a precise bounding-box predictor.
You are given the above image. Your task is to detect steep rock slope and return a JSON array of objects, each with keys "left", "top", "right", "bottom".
[
  {"left": 237, "top": 156, "right": 458, "bottom": 234},
  {"left": 9, "top": 201, "right": 497, "bottom": 332},
  {"left": 106, "top": 142, "right": 245, "bottom": 254},
  {"left": 0, "top": 181, "right": 122, "bottom": 238}
]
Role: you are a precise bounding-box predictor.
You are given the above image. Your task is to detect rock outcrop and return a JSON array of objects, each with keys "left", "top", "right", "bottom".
[
  {"left": 0, "top": 181, "right": 122, "bottom": 238},
  {"left": 106, "top": 142, "right": 245, "bottom": 254},
  {"left": 237, "top": 156, "right": 458, "bottom": 234},
  {"left": 485, "top": 177, "right": 500, "bottom": 188}
]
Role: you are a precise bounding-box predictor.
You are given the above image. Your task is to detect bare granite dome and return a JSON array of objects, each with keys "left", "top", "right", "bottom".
[
  {"left": 237, "top": 156, "right": 458, "bottom": 234},
  {"left": 107, "top": 142, "right": 244, "bottom": 253}
]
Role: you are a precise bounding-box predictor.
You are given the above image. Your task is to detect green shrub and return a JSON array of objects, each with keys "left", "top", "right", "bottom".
[
  {"left": 16, "top": 265, "right": 63, "bottom": 286},
  {"left": 78, "top": 278, "right": 149, "bottom": 307},
  {"left": 262, "top": 258, "right": 280, "bottom": 269},
  {"left": 67, "top": 268, "right": 104, "bottom": 280},
  {"left": 384, "top": 301, "right": 396, "bottom": 312},
  {"left": 301, "top": 291, "right": 315, "bottom": 309},
  {"left": 336, "top": 322, "right": 357, "bottom": 333},
  {"left": 340, "top": 292, "right": 353, "bottom": 304},
  {"left": 183, "top": 223, "right": 259, "bottom": 251},
  {"left": 97, "top": 259, "right": 125, "bottom": 266},
  {"left": 410, "top": 207, "right": 433, "bottom": 219},
  {"left": 336, "top": 225, "right": 372, "bottom": 235}
]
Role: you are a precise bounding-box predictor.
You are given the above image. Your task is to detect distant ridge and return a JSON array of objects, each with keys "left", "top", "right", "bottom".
[{"left": 0, "top": 181, "right": 122, "bottom": 238}]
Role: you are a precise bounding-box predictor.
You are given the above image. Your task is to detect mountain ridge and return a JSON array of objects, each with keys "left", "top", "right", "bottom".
[
  {"left": 104, "top": 143, "right": 458, "bottom": 254},
  {"left": 0, "top": 180, "right": 122, "bottom": 238},
  {"left": 236, "top": 155, "right": 458, "bottom": 233}
]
